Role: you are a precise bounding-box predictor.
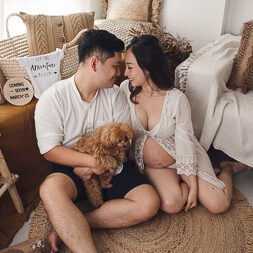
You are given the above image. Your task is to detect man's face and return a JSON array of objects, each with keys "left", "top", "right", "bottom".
[{"left": 97, "top": 52, "right": 122, "bottom": 88}]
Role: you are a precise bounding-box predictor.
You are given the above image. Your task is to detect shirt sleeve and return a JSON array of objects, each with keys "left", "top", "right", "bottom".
[
  {"left": 174, "top": 92, "right": 198, "bottom": 176},
  {"left": 111, "top": 85, "right": 131, "bottom": 124},
  {"left": 34, "top": 90, "right": 64, "bottom": 154}
]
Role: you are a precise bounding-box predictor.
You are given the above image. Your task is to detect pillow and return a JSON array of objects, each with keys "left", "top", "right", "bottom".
[
  {"left": 0, "top": 69, "right": 6, "bottom": 104},
  {"left": 102, "top": 0, "right": 163, "bottom": 24},
  {"left": 94, "top": 19, "right": 155, "bottom": 48},
  {"left": 18, "top": 11, "right": 95, "bottom": 56},
  {"left": 227, "top": 21, "right": 253, "bottom": 93}
]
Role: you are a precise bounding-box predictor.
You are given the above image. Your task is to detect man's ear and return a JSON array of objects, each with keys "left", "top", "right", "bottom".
[{"left": 90, "top": 56, "right": 99, "bottom": 72}]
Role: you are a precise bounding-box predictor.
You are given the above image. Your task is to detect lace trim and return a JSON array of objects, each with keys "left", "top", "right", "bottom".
[
  {"left": 176, "top": 162, "right": 198, "bottom": 176},
  {"left": 175, "top": 33, "right": 233, "bottom": 93},
  {"left": 134, "top": 133, "right": 147, "bottom": 172},
  {"left": 151, "top": 134, "right": 176, "bottom": 159}
]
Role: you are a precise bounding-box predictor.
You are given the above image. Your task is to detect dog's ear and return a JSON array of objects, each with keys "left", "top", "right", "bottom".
[{"left": 121, "top": 123, "right": 135, "bottom": 139}]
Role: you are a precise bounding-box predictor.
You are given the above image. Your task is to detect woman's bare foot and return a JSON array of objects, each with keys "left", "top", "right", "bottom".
[
  {"left": 48, "top": 230, "right": 61, "bottom": 253},
  {"left": 214, "top": 168, "right": 221, "bottom": 175},
  {"left": 220, "top": 161, "right": 252, "bottom": 175}
]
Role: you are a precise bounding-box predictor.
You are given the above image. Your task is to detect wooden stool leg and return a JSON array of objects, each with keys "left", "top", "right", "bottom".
[{"left": 0, "top": 149, "right": 24, "bottom": 214}]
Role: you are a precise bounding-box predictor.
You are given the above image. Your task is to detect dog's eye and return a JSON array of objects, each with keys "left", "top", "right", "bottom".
[{"left": 124, "top": 136, "right": 128, "bottom": 142}]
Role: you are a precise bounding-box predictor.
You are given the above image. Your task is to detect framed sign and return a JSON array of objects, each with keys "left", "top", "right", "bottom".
[{"left": 3, "top": 78, "right": 34, "bottom": 106}]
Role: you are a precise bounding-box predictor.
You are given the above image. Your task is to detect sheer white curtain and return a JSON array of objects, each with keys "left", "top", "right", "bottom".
[{"left": 0, "top": 0, "right": 91, "bottom": 39}]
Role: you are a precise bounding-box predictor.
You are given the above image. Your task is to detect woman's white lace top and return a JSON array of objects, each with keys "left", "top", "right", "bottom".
[{"left": 120, "top": 80, "right": 225, "bottom": 189}]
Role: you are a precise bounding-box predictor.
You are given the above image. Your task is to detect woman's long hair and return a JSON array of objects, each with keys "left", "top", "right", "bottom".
[{"left": 126, "top": 35, "right": 174, "bottom": 104}]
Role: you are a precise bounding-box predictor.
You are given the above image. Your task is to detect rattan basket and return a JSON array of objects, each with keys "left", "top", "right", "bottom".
[{"left": 0, "top": 15, "right": 86, "bottom": 81}]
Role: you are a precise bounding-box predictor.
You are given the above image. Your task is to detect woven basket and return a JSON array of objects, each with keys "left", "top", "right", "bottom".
[{"left": 0, "top": 15, "right": 86, "bottom": 81}]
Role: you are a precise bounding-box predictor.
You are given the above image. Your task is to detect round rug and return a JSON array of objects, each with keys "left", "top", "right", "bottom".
[{"left": 29, "top": 188, "right": 253, "bottom": 253}]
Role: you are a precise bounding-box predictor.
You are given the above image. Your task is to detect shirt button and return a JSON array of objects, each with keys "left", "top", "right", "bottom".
[{"left": 59, "top": 37, "right": 66, "bottom": 43}]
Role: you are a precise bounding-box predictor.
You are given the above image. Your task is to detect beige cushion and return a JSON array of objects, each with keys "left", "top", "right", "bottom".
[
  {"left": 0, "top": 69, "right": 6, "bottom": 104},
  {"left": 227, "top": 21, "right": 253, "bottom": 93},
  {"left": 102, "top": 0, "right": 163, "bottom": 24},
  {"left": 19, "top": 11, "right": 94, "bottom": 56},
  {"left": 94, "top": 19, "right": 155, "bottom": 47}
]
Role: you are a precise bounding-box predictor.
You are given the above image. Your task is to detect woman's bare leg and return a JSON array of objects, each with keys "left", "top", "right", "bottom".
[
  {"left": 197, "top": 161, "right": 252, "bottom": 214},
  {"left": 145, "top": 167, "right": 189, "bottom": 213}
]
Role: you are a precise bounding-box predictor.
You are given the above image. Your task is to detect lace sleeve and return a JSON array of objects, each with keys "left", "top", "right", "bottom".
[
  {"left": 174, "top": 92, "right": 198, "bottom": 176},
  {"left": 176, "top": 155, "right": 198, "bottom": 176}
]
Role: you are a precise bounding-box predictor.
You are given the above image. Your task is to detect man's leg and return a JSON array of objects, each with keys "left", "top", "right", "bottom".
[
  {"left": 40, "top": 173, "right": 97, "bottom": 253},
  {"left": 48, "top": 161, "right": 160, "bottom": 250},
  {"left": 86, "top": 161, "right": 160, "bottom": 228},
  {"left": 86, "top": 184, "right": 160, "bottom": 228}
]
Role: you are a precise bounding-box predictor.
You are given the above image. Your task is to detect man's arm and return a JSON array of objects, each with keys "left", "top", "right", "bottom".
[{"left": 43, "top": 145, "right": 98, "bottom": 168}]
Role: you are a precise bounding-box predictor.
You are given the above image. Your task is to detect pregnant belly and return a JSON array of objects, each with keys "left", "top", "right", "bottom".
[{"left": 142, "top": 137, "right": 176, "bottom": 169}]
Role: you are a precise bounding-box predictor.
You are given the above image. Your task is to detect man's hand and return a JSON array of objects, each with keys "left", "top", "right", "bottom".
[{"left": 73, "top": 166, "right": 106, "bottom": 181}]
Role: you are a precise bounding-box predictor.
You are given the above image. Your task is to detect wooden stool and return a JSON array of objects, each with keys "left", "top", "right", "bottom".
[{"left": 0, "top": 148, "right": 24, "bottom": 214}]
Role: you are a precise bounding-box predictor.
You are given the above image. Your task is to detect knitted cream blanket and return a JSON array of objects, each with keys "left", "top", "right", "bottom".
[{"left": 175, "top": 34, "right": 253, "bottom": 167}]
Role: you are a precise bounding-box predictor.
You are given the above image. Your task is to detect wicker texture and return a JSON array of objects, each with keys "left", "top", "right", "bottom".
[
  {"left": 0, "top": 34, "right": 29, "bottom": 58},
  {"left": 0, "top": 69, "right": 6, "bottom": 104},
  {"left": 0, "top": 29, "right": 87, "bottom": 85},
  {"left": 28, "top": 188, "right": 253, "bottom": 253},
  {"left": 13, "top": 11, "right": 94, "bottom": 56},
  {"left": 227, "top": 21, "right": 253, "bottom": 93},
  {"left": 102, "top": 0, "right": 163, "bottom": 25},
  {"left": 94, "top": 19, "right": 155, "bottom": 47}
]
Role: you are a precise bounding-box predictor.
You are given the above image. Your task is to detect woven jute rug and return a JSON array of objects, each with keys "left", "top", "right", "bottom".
[{"left": 28, "top": 188, "right": 253, "bottom": 253}]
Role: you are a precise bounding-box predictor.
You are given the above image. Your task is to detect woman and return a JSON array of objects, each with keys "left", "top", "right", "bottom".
[{"left": 120, "top": 35, "right": 250, "bottom": 214}]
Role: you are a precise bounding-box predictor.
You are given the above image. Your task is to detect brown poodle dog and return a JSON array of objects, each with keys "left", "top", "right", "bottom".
[{"left": 73, "top": 122, "right": 135, "bottom": 207}]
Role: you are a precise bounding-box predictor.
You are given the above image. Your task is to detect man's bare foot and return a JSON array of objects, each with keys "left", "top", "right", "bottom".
[
  {"left": 220, "top": 161, "right": 252, "bottom": 175},
  {"left": 48, "top": 230, "right": 61, "bottom": 253}
]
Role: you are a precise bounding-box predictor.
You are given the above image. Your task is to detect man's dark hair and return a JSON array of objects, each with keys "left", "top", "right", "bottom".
[{"left": 78, "top": 29, "right": 124, "bottom": 63}]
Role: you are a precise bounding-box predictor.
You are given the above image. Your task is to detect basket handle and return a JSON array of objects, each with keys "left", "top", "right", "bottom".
[
  {"left": 6, "top": 12, "right": 25, "bottom": 38},
  {"left": 62, "top": 29, "right": 88, "bottom": 52}
]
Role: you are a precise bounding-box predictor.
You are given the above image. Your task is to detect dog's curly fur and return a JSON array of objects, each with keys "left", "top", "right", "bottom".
[{"left": 73, "top": 122, "right": 135, "bottom": 207}]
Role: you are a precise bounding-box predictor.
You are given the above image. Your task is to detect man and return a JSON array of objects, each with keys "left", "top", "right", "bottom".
[{"left": 35, "top": 30, "right": 160, "bottom": 253}]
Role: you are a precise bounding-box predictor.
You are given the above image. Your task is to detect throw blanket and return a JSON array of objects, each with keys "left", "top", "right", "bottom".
[{"left": 175, "top": 34, "right": 253, "bottom": 167}]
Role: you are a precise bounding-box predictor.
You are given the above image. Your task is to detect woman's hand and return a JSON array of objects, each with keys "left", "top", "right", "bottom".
[{"left": 184, "top": 175, "right": 198, "bottom": 212}]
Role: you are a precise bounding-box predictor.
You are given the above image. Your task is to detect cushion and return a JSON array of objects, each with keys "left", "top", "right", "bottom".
[
  {"left": 102, "top": 0, "right": 163, "bottom": 24},
  {"left": 18, "top": 11, "right": 95, "bottom": 56},
  {"left": 0, "top": 69, "right": 6, "bottom": 104},
  {"left": 227, "top": 21, "right": 253, "bottom": 93},
  {"left": 94, "top": 19, "right": 155, "bottom": 48}
]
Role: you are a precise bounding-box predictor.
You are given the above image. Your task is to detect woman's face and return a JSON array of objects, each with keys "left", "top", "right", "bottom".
[{"left": 124, "top": 49, "right": 148, "bottom": 87}]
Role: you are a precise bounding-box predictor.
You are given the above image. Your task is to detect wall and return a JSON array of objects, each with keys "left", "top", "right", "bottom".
[
  {"left": 225, "top": 0, "right": 253, "bottom": 35},
  {"left": 160, "top": 0, "right": 228, "bottom": 51},
  {"left": 0, "top": 0, "right": 4, "bottom": 39}
]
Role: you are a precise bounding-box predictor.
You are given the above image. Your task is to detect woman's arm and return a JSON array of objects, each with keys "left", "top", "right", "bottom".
[{"left": 174, "top": 92, "right": 198, "bottom": 210}]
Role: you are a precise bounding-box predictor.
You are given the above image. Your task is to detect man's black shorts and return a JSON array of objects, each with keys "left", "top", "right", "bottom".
[{"left": 49, "top": 161, "right": 150, "bottom": 202}]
